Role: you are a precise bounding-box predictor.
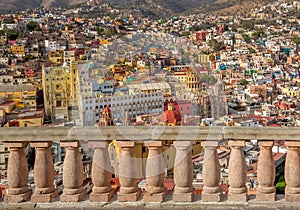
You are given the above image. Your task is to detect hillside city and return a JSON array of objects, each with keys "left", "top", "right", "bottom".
[{"left": 0, "top": 0, "right": 299, "bottom": 201}]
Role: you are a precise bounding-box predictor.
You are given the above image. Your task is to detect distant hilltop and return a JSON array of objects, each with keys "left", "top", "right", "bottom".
[{"left": 0, "top": 0, "right": 289, "bottom": 16}]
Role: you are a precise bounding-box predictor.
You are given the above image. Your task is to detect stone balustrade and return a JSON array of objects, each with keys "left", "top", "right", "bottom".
[{"left": 0, "top": 126, "right": 300, "bottom": 204}]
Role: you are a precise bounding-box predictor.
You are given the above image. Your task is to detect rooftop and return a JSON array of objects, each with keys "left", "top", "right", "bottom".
[{"left": 0, "top": 85, "right": 36, "bottom": 92}]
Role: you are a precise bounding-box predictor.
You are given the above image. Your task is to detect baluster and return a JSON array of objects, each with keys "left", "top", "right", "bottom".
[
  {"left": 89, "top": 141, "right": 114, "bottom": 202},
  {"left": 285, "top": 141, "right": 300, "bottom": 202},
  {"left": 117, "top": 141, "right": 141, "bottom": 202},
  {"left": 144, "top": 141, "right": 166, "bottom": 202},
  {"left": 228, "top": 140, "right": 248, "bottom": 202},
  {"left": 256, "top": 141, "right": 275, "bottom": 201},
  {"left": 173, "top": 141, "right": 194, "bottom": 202},
  {"left": 60, "top": 141, "right": 86, "bottom": 202},
  {"left": 4, "top": 142, "right": 32, "bottom": 203},
  {"left": 30, "top": 142, "right": 58, "bottom": 202},
  {"left": 201, "top": 141, "right": 221, "bottom": 202}
]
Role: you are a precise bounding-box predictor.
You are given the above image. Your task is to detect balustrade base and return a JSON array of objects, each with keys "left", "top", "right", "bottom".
[
  {"left": 90, "top": 189, "right": 115, "bottom": 202},
  {"left": 201, "top": 192, "right": 221, "bottom": 202},
  {"left": 228, "top": 193, "right": 248, "bottom": 202},
  {"left": 256, "top": 192, "right": 275, "bottom": 201},
  {"left": 285, "top": 193, "right": 300, "bottom": 202},
  {"left": 4, "top": 189, "right": 32, "bottom": 203},
  {"left": 31, "top": 190, "right": 58, "bottom": 203},
  {"left": 60, "top": 189, "right": 86, "bottom": 202},
  {"left": 144, "top": 191, "right": 166, "bottom": 202},
  {"left": 173, "top": 192, "right": 193, "bottom": 202},
  {"left": 117, "top": 189, "right": 141, "bottom": 202}
]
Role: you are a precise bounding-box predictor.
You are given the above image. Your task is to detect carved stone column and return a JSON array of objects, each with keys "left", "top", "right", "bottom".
[
  {"left": 173, "top": 141, "right": 194, "bottom": 202},
  {"left": 4, "top": 142, "right": 32, "bottom": 203},
  {"left": 201, "top": 141, "right": 221, "bottom": 202},
  {"left": 60, "top": 141, "right": 86, "bottom": 202},
  {"left": 256, "top": 141, "right": 275, "bottom": 201},
  {"left": 144, "top": 141, "right": 166, "bottom": 202},
  {"left": 228, "top": 140, "right": 248, "bottom": 202},
  {"left": 89, "top": 141, "right": 114, "bottom": 202},
  {"left": 30, "top": 142, "right": 58, "bottom": 202},
  {"left": 117, "top": 141, "right": 141, "bottom": 202},
  {"left": 285, "top": 141, "right": 300, "bottom": 202}
]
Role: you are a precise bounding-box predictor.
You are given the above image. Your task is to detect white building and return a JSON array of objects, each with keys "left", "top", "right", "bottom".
[
  {"left": 127, "top": 82, "right": 171, "bottom": 95},
  {"left": 45, "top": 40, "right": 59, "bottom": 52},
  {"left": 78, "top": 80, "right": 164, "bottom": 126}
]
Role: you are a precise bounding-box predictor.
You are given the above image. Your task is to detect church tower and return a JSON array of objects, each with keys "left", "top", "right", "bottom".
[{"left": 98, "top": 106, "right": 114, "bottom": 126}]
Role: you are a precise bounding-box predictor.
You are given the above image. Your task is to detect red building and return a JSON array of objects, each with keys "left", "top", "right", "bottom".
[
  {"left": 163, "top": 100, "right": 192, "bottom": 117},
  {"left": 196, "top": 31, "right": 210, "bottom": 41},
  {"left": 24, "top": 68, "right": 35, "bottom": 77}
]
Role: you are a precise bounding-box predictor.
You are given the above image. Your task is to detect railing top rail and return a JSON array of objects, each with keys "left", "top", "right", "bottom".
[{"left": 0, "top": 126, "right": 299, "bottom": 142}]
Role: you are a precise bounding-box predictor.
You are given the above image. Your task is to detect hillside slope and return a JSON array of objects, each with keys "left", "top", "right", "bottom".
[{"left": 1, "top": 0, "right": 280, "bottom": 16}]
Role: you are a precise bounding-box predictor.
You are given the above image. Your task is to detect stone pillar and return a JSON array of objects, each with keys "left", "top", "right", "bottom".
[
  {"left": 173, "top": 141, "right": 194, "bottom": 202},
  {"left": 30, "top": 142, "right": 58, "bottom": 202},
  {"left": 117, "top": 141, "right": 141, "bottom": 202},
  {"left": 4, "top": 142, "right": 32, "bottom": 203},
  {"left": 60, "top": 141, "right": 86, "bottom": 202},
  {"left": 144, "top": 141, "right": 166, "bottom": 202},
  {"left": 89, "top": 141, "right": 114, "bottom": 202},
  {"left": 285, "top": 141, "right": 300, "bottom": 202},
  {"left": 201, "top": 141, "right": 221, "bottom": 202},
  {"left": 228, "top": 140, "right": 248, "bottom": 202},
  {"left": 256, "top": 141, "right": 275, "bottom": 201}
]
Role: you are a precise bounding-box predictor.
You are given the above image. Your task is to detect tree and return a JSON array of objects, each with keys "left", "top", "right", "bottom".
[
  {"left": 231, "top": 27, "right": 238, "bottom": 32},
  {"left": 242, "top": 34, "right": 251, "bottom": 43},
  {"left": 7, "top": 30, "right": 18, "bottom": 40},
  {"left": 292, "top": 36, "right": 300, "bottom": 45},
  {"left": 240, "top": 79, "right": 248, "bottom": 86},
  {"left": 27, "top": 21, "right": 40, "bottom": 32},
  {"left": 24, "top": 54, "right": 34, "bottom": 61},
  {"left": 201, "top": 74, "right": 217, "bottom": 84},
  {"left": 248, "top": 48, "right": 256, "bottom": 54},
  {"left": 240, "top": 20, "right": 255, "bottom": 31},
  {"left": 208, "top": 39, "right": 224, "bottom": 52},
  {"left": 252, "top": 30, "right": 266, "bottom": 40}
]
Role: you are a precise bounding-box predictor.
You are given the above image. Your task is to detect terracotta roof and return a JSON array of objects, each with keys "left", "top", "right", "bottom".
[
  {"left": 103, "top": 106, "right": 111, "bottom": 113},
  {"left": 0, "top": 85, "right": 36, "bottom": 92},
  {"left": 159, "top": 109, "right": 181, "bottom": 124}
]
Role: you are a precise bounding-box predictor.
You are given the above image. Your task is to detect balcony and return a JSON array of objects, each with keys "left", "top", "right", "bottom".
[{"left": 0, "top": 126, "right": 300, "bottom": 209}]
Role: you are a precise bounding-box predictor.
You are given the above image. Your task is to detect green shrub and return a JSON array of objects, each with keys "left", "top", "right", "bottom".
[{"left": 275, "top": 175, "right": 286, "bottom": 194}]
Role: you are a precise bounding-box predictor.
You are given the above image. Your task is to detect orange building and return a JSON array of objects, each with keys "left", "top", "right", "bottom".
[
  {"left": 159, "top": 102, "right": 182, "bottom": 126},
  {"left": 250, "top": 85, "right": 267, "bottom": 98}
]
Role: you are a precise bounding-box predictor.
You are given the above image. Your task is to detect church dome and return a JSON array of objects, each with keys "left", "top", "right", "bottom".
[{"left": 159, "top": 102, "right": 182, "bottom": 126}]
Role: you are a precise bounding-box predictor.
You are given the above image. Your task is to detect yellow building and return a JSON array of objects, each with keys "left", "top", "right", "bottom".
[
  {"left": 280, "top": 87, "right": 300, "bottom": 97},
  {"left": 198, "top": 53, "right": 216, "bottom": 64},
  {"left": 0, "top": 101, "right": 17, "bottom": 113},
  {"left": 4, "top": 110, "right": 44, "bottom": 127},
  {"left": 11, "top": 45, "right": 25, "bottom": 56},
  {"left": 0, "top": 85, "right": 36, "bottom": 109},
  {"left": 186, "top": 67, "right": 202, "bottom": 93},
  {"left": 42, "top": 62, "right": 79, "bottom": 122},
  {"left": 47, "top": 51, "right": 64, "bottom": 65}
]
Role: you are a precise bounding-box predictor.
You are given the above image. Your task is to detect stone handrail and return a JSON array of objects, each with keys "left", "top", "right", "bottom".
[
  {"left": 0, "top": 126, "right": 299, "bottom": 203},
  {"left": 1, "top": 126, "right": 300, "bottom": 141}
]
